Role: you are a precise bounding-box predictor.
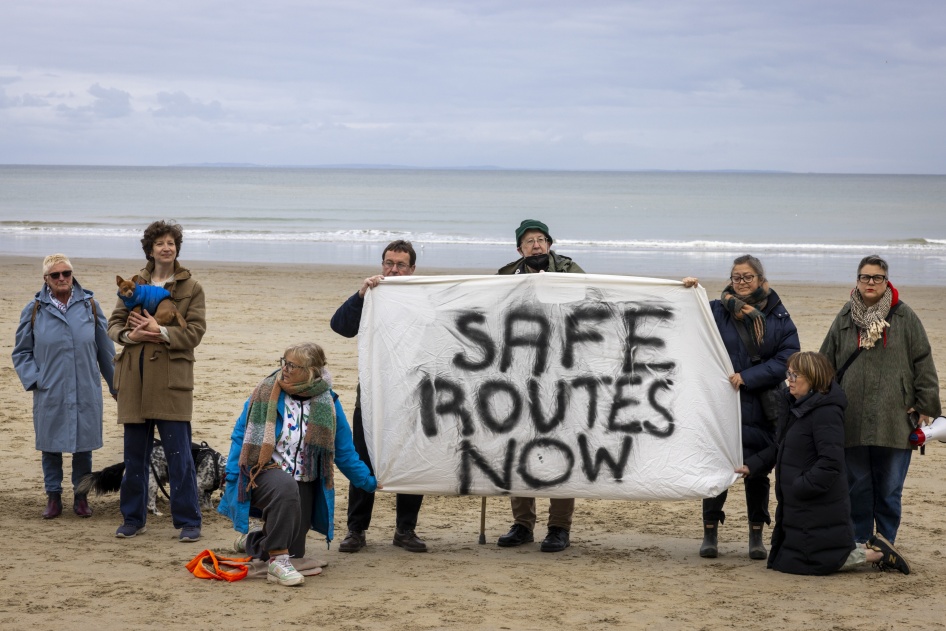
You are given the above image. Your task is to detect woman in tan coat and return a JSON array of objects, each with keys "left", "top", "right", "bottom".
[{"left": 108, "top": 221, "right": 207, "bottom": 542}]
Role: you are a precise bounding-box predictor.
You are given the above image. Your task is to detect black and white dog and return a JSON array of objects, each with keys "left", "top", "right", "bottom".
[{"left": 76, "top": 440, "right": 227, "bottom": 515}]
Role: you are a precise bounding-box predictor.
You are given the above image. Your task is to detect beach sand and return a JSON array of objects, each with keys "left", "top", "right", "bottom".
[{"left": 1, "top": 255, "right": 944, "bottom": 630}]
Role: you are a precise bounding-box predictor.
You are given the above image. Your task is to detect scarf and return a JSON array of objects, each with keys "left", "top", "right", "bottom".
[
  {"left": 515, "top": 253, "right": 550, "bottom": 274},
  {"left": 720, "top": 283, "right": 770, "bottom": 347},
  {"left": 237, "top": 370, "right": 336, "bottom": 502},
  {"left": 850, "top": 285, "right": 893, "bottom": 349}
]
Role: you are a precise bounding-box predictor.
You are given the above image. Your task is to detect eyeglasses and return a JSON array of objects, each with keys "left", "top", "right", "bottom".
[
  {"left": 46, "top": 270, "right": 73, "bottom": 280},
  {"left": 730, "top": 274, "right": 756, "bottom": 284},
  {"left": 382, "top": 260, "right": 411, "bottom": 271},
  {"left": 279, "top": 357, "right": 310, "bottom": 372},
  {"left": 857, "top": 274, "right": 887, "bottom": 284},
  {"left": 786, "top": 370, "right": 799, "bottom": 382},
  {"left": 522, "top": 237, "right": 548, "bottom": 247}
]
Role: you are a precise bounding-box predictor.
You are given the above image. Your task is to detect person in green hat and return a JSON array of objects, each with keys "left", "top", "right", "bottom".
[
  {"left": 495, "top": 219, "right": 584, "bottom": 552},
  {"left": 496, "top": 219, "right": 584, "bottom": 275}
]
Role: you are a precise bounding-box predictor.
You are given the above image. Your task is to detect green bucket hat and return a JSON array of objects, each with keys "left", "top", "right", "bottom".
[{"left": 515, "top": 219, "right": 553, "bottom": 246}]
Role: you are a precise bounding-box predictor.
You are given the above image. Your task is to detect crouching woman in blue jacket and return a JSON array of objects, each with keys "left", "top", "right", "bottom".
[{"left": 218, "top": 342, "right": 379, "bottom": 587}]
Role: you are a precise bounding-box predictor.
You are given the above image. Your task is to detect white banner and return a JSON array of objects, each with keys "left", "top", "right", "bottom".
[{"left": 359, "top": 273, "right": 741, "bottom": 500}]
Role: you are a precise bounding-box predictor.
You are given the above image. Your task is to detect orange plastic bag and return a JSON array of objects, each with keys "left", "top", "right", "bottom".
[{"left": 185, "top": 549, "right": 252, "bottom": 582}]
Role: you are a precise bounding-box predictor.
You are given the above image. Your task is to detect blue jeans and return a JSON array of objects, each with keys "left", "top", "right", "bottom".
[
  {"left": 845, "top": 446, "right": 912, "bottom": 543},
  {"left": 119, "top": 420, "right": 201, "bottom": 530},
  {"left": 42, "top": 451, "right": 92, "bottom": 494}
]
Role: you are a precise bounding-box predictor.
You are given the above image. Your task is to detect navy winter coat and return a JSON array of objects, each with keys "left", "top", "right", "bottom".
[
  {"left": 768, "top": 382, "right": 855, "bottom": 575},
  {"left": 710, "top": 289, "right": 800, "bottom": 475}
]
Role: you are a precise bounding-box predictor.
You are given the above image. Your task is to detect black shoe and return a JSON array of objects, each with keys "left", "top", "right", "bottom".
[
  {"left": 497, "top": 523, "right": 534, "bottom": 548},
  {"left": 868, "top": 534, "right": 911, "bottom": 575},
  {"left": 748, "top": 522, "right": 767, "bottom": 560},
  {"left": 393, "top": 528, "right": 428, "bottom": 552},
  {"left": 700, "top": 521, "right": 718, "bottom": 558},
  {"left": 540, "top": 526, "right": 570, "bottom": 552},
  {"left": 339, "top": 530, "right": 366, "bottom": 553}
]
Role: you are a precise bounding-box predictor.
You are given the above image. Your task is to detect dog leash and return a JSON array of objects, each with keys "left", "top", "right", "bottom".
[{"left": 185, "top": 550, "right": 251, "bottom": 582}]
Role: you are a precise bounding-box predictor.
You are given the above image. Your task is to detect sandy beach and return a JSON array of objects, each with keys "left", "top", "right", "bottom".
[{"left": 1, "top": 254, "right": 944, "bottom": 631}]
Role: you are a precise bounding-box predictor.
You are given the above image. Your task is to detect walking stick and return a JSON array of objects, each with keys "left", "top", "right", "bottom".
[{"left": 478, "top": 496, "right": 487, "bottom": 544}]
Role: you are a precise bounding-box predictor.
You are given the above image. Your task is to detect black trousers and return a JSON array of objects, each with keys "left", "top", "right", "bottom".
[
  {"left": 347, "top": 406, "right": 423, "bottom": 532},
  {"left": 703, "top": 474, "right": 771, "bottom": 525}
]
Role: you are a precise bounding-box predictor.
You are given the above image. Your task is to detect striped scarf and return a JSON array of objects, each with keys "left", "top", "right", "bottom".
[
  {"left": 720, "top": 283, "right": 770, "bottom": 347},
  {"left": 850, "top": 285, "right": 893, "bottom": 349},
  {"left": 237, "top": 371, "right": 336, "bottom": 502}
]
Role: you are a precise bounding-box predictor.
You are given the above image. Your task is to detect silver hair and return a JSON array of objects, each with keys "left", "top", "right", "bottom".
[{"left": 43, "top": 253, "right": 73, "bottom": 276}]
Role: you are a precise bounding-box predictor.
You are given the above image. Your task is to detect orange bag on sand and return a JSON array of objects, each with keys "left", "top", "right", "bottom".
[{"left": 186, "top": 549, "right": 252, "bottom": 582}]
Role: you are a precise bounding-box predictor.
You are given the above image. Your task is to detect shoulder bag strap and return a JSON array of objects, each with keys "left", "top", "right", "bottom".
[{"left": 836, "top": 302, "right": 901, "bottom": 383}]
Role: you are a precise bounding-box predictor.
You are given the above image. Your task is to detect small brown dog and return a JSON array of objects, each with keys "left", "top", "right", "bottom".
[{"left": 116, "top": 275, "right": 187, "bottom": 329}]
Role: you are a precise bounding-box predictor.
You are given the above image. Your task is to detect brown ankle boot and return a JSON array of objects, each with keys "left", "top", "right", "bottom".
[{"left": 43, "top": 492, "right": 62, "bottom": 519}]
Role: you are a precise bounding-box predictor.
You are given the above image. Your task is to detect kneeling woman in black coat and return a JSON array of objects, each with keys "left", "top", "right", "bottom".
[{"left": 738, "top": 351, "right": 910, "bottom": 575}]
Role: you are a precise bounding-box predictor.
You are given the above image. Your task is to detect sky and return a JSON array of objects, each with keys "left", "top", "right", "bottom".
[{"left": 1, "top": 1, "right": 945, "bottom": 173}]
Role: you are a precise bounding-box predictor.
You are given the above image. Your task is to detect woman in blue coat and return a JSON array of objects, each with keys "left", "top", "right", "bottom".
[
  {"left": 12, "top": 254, "right": 116, "bottom": 519},
  {"left": 218, "top": 342, "right": 379, "bottom": 587},
  {"left": 685, "top": 254, "right": 800, "bottom": 559}
]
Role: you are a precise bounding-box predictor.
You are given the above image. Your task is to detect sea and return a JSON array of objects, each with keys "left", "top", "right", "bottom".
[{"left": 1, "top": 165, "right": 944, "bottom": 286}]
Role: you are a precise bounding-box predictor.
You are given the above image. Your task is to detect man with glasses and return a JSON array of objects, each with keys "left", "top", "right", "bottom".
[
  {"left": 330, "top": 240, "right": 428, "bottom": 553},
  {"left": 495, "top": 219, "right": 584, "bottom": 553},
  {"left": 497, "top": 218, "right": 585, "bottom": 275},
  {"left": 820, "top": 255, "right": 940, "bottom": 545}
]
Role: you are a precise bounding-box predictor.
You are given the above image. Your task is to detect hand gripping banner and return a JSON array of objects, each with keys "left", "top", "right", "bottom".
[{"left": 359, "top": 274, "right": 741, "bottom": 500}]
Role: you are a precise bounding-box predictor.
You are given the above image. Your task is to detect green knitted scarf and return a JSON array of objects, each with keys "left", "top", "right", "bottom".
[{"left": 237, "top": 371, "right": 336, "bottom": 501}]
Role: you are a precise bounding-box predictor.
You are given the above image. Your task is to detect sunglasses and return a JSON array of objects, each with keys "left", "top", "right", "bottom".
[{"left": 46, "top": 270, "right": 73, "bottom": 280}]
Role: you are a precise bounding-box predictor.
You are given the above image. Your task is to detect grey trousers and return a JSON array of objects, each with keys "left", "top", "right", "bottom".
[{"left": 243, "top": 468, "right": 317, "bottom": 560}]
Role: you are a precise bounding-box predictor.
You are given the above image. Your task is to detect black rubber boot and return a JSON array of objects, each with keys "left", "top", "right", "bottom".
[
  {"left": 749, "top": 522, "right": 767, "bottom": 560},
  {"left": 699, "top": 521, "right": 718, "bottom": 558}
]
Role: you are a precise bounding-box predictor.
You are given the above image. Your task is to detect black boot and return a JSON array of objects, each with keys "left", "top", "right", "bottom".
[
  {"left": 749, "top": 522, "right": 767, "bottom": 560},
  {"left": 699, "top": 521, "right": 718, "bottom": 558}
]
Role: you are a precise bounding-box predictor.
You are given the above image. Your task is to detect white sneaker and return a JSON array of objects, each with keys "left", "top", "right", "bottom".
[
  {"left": 267, "top": 555, "right": 304, "bottom": 586},
  {"left": 234, "top": 533, "right": 248, "bottom": 553}
]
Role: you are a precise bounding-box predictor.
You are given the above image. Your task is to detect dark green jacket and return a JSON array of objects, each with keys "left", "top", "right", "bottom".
[
  {"left": 496, "top": 250, "right": 585, "bottom": 275},
  {"left": 819, "top": 298, "right": 940, "bottom": 449}
]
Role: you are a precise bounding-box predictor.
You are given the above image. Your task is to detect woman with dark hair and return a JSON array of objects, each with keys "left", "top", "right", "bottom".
[
  {"left": 218, "top": 342, "right": 379, "bottom": 587},
  {"left": 820, "top": 255, "right": 940, "bottom": 545},
  {"left": 763, "top": 351, "right": 909, "bottom": 575},
  {"left": 108, "top": 220, "right": 206, "bottom": 542},
  {"left": 684, "top": 254, "right": 800, "bottom": 559}
]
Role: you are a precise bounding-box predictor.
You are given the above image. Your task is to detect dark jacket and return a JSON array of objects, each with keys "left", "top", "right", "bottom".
[
  {"left": 768, "top": 381, "right": 855, "bottom": 575},
  {"left": 496, "top": 250, "right": 584, "bottom": 275},
  {"left": 710, "top": 289, "right": 800, "bottom": 475},
  {"left": 330, "top": 291, "right": 364, "bottom": 339}
]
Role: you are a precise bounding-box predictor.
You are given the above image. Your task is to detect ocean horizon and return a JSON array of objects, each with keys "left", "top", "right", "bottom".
[{"left": 2, "top": 165, "right": 944, "bottom": 285}]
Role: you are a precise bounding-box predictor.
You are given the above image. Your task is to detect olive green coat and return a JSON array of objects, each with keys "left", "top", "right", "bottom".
[
  {"left": 819, "top": 300, "right": 940, "bottom": 449},
  {"left": 107, "top": 261, "right": 206, "bottom": 423},
  {"left": 496, "top": 250, "right": 585, "bottom": 275}
]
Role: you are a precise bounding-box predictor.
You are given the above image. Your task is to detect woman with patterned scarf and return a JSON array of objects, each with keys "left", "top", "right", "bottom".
[
  {"left": 218, "top": 342, "right": 379, "bottom": 587},
  {"left": 820, "top": 255, "right": 940, "bottom": 546},
  {"left": 684, "top": 254, "right": 800, "bottom": 560}
]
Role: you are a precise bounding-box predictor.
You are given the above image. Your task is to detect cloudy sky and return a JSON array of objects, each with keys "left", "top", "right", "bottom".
[{"left": 1, "top": 1, "right": 944, "bottom": 173}]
